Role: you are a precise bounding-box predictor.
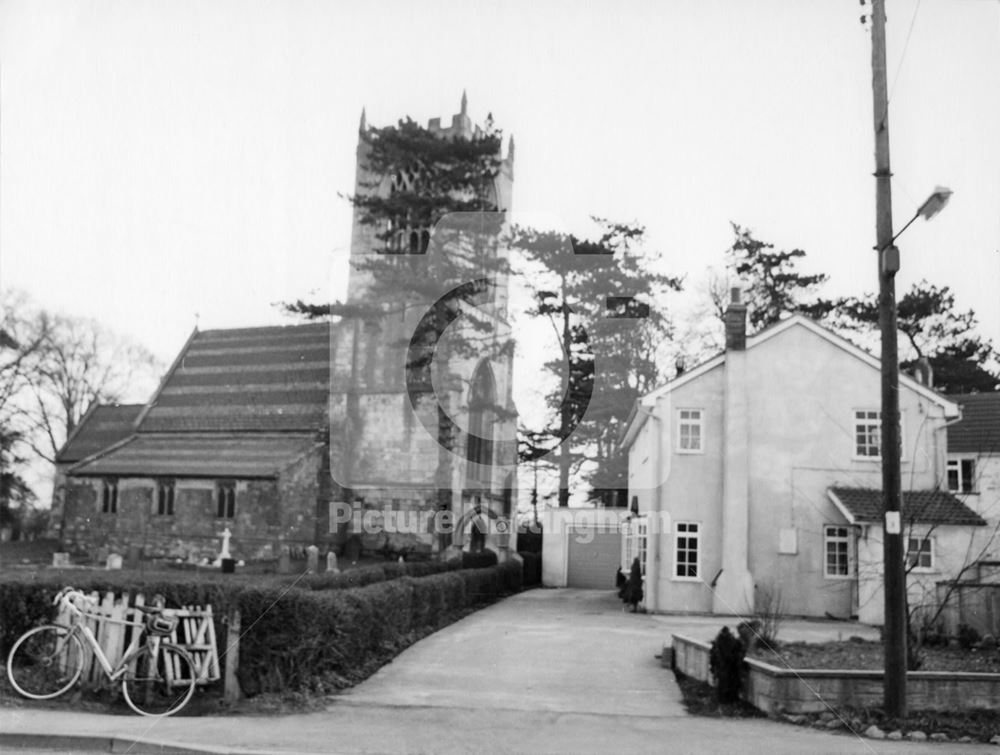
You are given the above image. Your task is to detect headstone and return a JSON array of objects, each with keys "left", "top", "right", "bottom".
[
  {"left": 278, "top": 545, "right": 291, "bottom": 574},
  {"left": 106, "top": 553, "right": 123, "bottom": 570},
  {"left": 306, "top": 545, "right": 319, "bottom": 573},
  {"left": 326, "top": 551, "right": 339, "bottom": 574},
  {"left": 398, "top": 555, "right": 405, "bottom": 564},
  {"left": 52, "top": 552, "right": 70, "bottom": 568},
  {"left": 126, "top": 544, "right": 141, "bottom": 569},
  {"left": 218, "top": 527, "right": 232, "bottom": 560}
]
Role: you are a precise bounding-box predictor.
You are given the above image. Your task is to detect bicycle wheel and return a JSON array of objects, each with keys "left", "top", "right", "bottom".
[
  {"left": 121, "top": 643, "right": 196, "bottom": 716},
  {"left": 6, "top": 625, "right": 85, "bottom": 699}
]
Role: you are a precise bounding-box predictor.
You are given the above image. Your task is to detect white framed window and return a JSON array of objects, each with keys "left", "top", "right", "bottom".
[
  {"left": 906, "top": 537, "right": 935, "bottom": 572},
  {"left": 677, "top": 409, "right": 703, "bottom": 453},
  {"left": 854, "top": 410, "right": 881, "bottom": 458},
  {"left": 673, "top": 522, "right": 700, "bottom": 580},
  {"left": 947, "top": 458, "right": 976, "bottom": 494},
  {"left": 853, "top": 409, "right": 906, "bottom": 461},
  {"left": 824, "top": 525, "right": 851, "bottom": 578}
]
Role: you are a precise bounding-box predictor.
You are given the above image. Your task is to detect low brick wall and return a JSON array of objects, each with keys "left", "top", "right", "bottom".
[{"left": 671, "top": 633, "right": 1000, "bottom": 714}]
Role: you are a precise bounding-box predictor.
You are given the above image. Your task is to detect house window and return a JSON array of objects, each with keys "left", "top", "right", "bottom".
[
  {"left": 678, "top": 409, "right": 703, "bottom": 453},
  {"left": 947, "top": 458, "right": 976, "bottom": 494},
  {"left": 824, "top": 525, "right": 851, "bottom": 578},
  {"left": 101, "top": 479, "right": 118, "bottom": 514},
  {"left": 216, "top": 482, "right": 236, "bottom": 519},
  {"left": 156, "top": 480, "right": 175, "bottom": 516},
  {"left": 854, "top": 410, "right": 881, "bottom": 458},
  {"left": 906, "top": 537, "right": 934, "bottom": 571},
  {"left": 674, "top": 522, "right": 700, "bottom": 579}
]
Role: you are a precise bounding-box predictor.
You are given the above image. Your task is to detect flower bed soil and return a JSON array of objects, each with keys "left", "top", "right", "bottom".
[{"left": 749, "top": 639, "right": 1000, "bottom": 673}]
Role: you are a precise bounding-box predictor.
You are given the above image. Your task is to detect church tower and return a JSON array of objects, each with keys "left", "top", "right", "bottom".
[{"left": 329, "top": 95, "right": 518, "bottom": 560}]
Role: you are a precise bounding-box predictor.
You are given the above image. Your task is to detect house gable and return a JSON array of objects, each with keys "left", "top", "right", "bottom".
[{"left": 622, "top": 315, "right": 959, "bottom": 449}]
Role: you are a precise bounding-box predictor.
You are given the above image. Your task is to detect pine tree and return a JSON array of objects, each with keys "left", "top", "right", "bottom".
[
  {"left": 725, "top": 223, "right": 835, "bottom": 332},
  {"left": 833, "top": 281, "right": 999, "bottom": 393},
  {"left": 510, "top": 219, "right": 682, "bottom": 507}
]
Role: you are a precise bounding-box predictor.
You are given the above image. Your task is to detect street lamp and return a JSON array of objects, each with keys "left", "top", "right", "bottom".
[
  {"left": 877, "top": 185, "right": 951, "bottom": 720},
  {"left": 869, "top": 0, "right": 955, "bottom": 719}
]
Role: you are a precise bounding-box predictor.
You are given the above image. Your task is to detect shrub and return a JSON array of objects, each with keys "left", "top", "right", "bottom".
[
  {"left": 958, "top": 623, "right": 982, "bottom": 651},
  {"left": 751, "top": 581, "right": 784, "bottom": 649},
  {"left": 461, "top": 549, "right": 499, "bottom": 569},
  {"left": 709, "top": 627, "right": 745, "bottom": 704}
]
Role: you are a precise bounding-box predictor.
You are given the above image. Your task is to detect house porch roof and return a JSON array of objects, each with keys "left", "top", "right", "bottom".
[{"left": 827, "top": 487, "right": 985, "bottom": 527}]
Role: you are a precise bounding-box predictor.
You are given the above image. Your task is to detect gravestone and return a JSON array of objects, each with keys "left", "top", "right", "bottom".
[
  {"left": 326, "top": 551, "right": 339, "bottom": 574},
  {"left": 106, "top": 553, "right": 123, "bottom": 570},
  {"left": 306, "top": 545, "right": 319, "bottom": 573},
  {"left": 278, "top": 545, "right": 291, "bottom": 574}
]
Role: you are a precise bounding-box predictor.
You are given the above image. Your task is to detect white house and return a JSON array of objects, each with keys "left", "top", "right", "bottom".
[{"left": 620, "top": 290, "right": 986, "bottom": 624}]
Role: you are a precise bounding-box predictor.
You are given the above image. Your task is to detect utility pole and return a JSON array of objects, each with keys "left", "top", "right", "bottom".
[{"left": 870, "top": 0, "right": 907, "bottom": 718}]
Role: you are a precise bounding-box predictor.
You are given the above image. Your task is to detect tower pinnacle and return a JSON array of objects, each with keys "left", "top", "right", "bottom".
[
  {"left": 359, "top": 107, "right": 367, "bottom": 132},
  {"left": 460, "top": 90, "right": 468, "bottom": 116}
]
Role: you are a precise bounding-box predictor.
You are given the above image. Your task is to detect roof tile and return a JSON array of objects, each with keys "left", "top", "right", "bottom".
[
  {"left": 947, "top": 393, "right": 1000, "bottom": 454},
  {"left": 829, "top": 487, "right": 985, "bottom": 526}
]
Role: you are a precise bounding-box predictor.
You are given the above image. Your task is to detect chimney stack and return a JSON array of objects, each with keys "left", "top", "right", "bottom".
[{"left": 725, "top": 288, "right": 748, "bottom": 351}]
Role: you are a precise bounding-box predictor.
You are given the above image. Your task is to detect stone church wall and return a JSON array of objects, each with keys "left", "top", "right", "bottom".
[{"left": 57, "top": 447, "right": 326, "bottom": 562}]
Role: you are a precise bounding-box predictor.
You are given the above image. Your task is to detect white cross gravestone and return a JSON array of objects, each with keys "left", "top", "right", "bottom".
[{"left": 214, "top": 527, "right": 233, "bottom": 567}]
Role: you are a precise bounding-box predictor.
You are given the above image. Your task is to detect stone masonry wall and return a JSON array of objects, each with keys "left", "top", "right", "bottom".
[{"left": 58, "top": 446, "right": 326, "bottom": 562}]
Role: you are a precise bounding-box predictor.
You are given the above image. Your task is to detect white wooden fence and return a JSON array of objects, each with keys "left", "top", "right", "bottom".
[{"left": 55, "top": 591, "right": 221, "bottom": 690}]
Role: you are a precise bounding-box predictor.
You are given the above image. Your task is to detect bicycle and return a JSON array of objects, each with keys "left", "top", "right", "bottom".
[{"left": 5, "top": 587, "right": 199, "bottom": 716}]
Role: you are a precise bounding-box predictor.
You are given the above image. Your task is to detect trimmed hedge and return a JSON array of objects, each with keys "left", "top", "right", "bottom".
[
  {"left": 0, "top": 557, "right": 471, "bottom": 653},
  {"left": 1, "top": 559, "right": 523, "bottom": 697}
]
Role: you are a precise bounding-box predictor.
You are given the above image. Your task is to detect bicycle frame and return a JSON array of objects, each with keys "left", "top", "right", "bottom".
[{"left": 61, "top": 613, "right": 156, "bottom": 682}]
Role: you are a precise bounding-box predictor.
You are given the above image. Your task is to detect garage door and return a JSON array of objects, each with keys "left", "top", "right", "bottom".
[{"left": 567, "top": 528, "right": 622, "bottom": 588}]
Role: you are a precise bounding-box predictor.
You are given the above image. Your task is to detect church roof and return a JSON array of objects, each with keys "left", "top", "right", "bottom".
[
  {"left": 828, "top": 487, "right": 986, "bottom": 527},
  {"left": 68, "top": 433, "right": 320, "bottom": 479},
  {"left": 946, "top": 392, "right": 1000, "bottom": 455},
  {"left": 137, "top": 323, "right": 333, "bottom": 434},
  {"left": 56, "top": 404, "right": 144, "bottom": 464}
]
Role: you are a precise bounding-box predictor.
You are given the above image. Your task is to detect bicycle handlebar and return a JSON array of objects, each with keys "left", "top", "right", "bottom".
[{"left": 53, "top": 587, "right": 95, "bottom": 616}]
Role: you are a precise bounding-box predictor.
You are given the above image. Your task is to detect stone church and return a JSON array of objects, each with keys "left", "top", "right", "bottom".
[{"left": 52, "top": 96, "right": 519, "bottom": 563}]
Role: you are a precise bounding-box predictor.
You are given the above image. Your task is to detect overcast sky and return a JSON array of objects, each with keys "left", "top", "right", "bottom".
[{"left": 2, "top": 0, "right": 998, "bottom": 391}]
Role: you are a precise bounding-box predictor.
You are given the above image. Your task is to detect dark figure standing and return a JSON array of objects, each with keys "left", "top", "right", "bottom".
[{"left": 620, "top": 557, "right": 644, "bottom": 612}]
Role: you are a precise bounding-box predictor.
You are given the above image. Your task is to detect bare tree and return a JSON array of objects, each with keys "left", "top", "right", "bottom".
[{"left": 27, "top": 313, "right": 160, "bottom": 463}]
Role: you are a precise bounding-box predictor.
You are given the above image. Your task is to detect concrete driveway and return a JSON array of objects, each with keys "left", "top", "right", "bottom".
[{"left": 0, "top": 589, "right": 984, "bottom": 754}]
